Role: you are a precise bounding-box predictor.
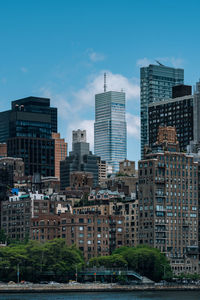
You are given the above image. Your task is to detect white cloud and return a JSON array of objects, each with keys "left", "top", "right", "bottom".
[
  {"left": 156, "top": 57, "right": 184, "bottom": 68},
  {"left": 127, "top": 113, "right": 140, "bottom": 139},
  {"left": 136, "top": 57, "right": 152, "bottom": 67},
  {"left": 167, "top": 57, "right": 184, "bottom": 68},
  {"left": 40, "top": 87, "right": 73, "bottom": 120},
  {"left": 41, "top": 71, "right": 139, "bottom": 114},
  {"left": 87, "top": 49, "right": 105, "bottom": 62},
  {"left": 73, "top": 70, "right": 140, "bottom": 108}
]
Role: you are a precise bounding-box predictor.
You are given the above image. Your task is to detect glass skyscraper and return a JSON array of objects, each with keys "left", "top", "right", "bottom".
[
  {"left": 140, "top": 64, "right": 184, "bottom": 158},
  {"left": 0, "top": 96, "right": 57, "bottom": 176},
  {"left": 94, "top": 91, "right": 127, "bottom": 173}
]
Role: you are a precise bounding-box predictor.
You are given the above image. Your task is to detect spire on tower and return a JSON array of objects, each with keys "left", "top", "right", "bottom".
[{"left": 104, "top": 72, "right": 107, "bottom": 92}]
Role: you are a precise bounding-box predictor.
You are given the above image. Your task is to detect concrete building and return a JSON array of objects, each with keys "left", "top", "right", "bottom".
[
  {"left": 52, "top": 133, "right": 67, "bottom": 179},
  {"left": 60, "top": 130, "right": 99, "bottom": 190},
  {"left": 138, "top": 126, "right": 199, "bottom": 274},
  {"left": 94, "top": 88, "right": 127, "bottom": 173},
  {"left": 140, "top": 63, "right": 184, "bottom": 158},
  {"left": 119, "top": 159, "right": 136, "bottom": 176},
  {"left": 72, "top": 129, "right": 86, "bottom": 143}
]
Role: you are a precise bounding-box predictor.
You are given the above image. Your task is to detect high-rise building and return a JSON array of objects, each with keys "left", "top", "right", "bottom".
[
  {"left": 52, "top": 133, "right": 67, "bottom": 179},
  {"left": 193, "top": 81, "right": 200, "bottom": 143},
  {"left": 138, "top": 127, "right": 199, "bottom": 274},
  {"left": 0, "top": 97, "right": 57, "bottom": 176},
  {"left": 140, "top": 64, "right": 184, "bottom": 158},
  {"left": 60, "top": 130, "right": 99, "bottom": 190},
  {"left": 94, "top": 91, "right": 127, "bottom": 173},
  {"left": 148, "top": 85, "right": 193, "bottom": 152}
]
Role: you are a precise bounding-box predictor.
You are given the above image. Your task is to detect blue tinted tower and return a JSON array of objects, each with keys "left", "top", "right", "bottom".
[{"left": 94, "top": 89, "right": 127, "bottom": 173}]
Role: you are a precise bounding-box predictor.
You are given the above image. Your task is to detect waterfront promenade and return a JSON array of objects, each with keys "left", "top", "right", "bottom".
[{"left": 0, "top": 283, "right": 200, "bottom": 293}]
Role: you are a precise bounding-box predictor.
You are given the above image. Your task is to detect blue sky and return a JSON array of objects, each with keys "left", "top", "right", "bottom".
[{"left": 0, "top": 0, "right": 200, "bottom": 163}]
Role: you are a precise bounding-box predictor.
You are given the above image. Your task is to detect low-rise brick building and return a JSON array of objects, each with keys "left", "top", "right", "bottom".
[{"left": 30, "top": 212, "right": 124, "bottom": 260}]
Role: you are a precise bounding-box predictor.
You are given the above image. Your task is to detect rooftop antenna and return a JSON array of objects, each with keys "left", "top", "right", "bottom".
[
  {"left": 104, "top": 72, "right": 107, "bottom": 92},
  {"left": 155, "top": 60, "right": 165, "bottom": 66}
]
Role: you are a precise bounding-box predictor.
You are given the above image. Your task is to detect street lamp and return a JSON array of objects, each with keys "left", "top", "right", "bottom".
[
  {"left": 17, "top": 263, "right": 20, "bottom": 284},
  {"left": 161, "top": 264, "right": 166, "bottom": 278},
  {"left": 75, "top": 265, "right": 78, "bottom": 283}
]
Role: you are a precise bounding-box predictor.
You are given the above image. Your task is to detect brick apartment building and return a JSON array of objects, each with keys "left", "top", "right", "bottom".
[
  {"left": 138, "top": 126, "right": 199, "bottom": 274},
  {"left": 30, "top": 212, "right": 124, "bottom": 260}
]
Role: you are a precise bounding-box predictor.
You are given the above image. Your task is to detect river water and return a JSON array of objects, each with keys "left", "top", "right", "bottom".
[{"left": 0, "top": 291, "right": 199, "bottom": 300}]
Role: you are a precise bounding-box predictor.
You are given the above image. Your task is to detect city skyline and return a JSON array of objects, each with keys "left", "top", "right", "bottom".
[{"left": 1, "top": 0, "right": 200, "bottom": 163}]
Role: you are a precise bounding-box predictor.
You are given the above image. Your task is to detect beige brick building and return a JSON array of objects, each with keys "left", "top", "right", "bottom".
[
  {"left": 138, "top": 127, "right": 199, "bottom": 274},
  {"left": 52, "top": 132, "right": 67, "bottom": 179}
]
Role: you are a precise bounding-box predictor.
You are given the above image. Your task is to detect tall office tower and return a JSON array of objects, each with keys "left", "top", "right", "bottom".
[
  {"left": 94, "top": 89, "right": 127, "bottom": 173},
  {"left": 52, "top": 133, "right": 67, "bottom": 179},
  {"left": 148, "top": 85, "right": 193, "bottom": 153},
  {"left": 140, "top": 64, "right": 184, "bottom": 158},
  {"left": 193, "top": 81, "right": 200, "bottom": 143},
  {"left": 138, "top": 126, "right": 199, "bottom": 275},
  {"left": 0, "top": 97, "right": 57, "bottom": 176},
  {"left": 60, "top": 130, "right": 99, "bottom": 190}
]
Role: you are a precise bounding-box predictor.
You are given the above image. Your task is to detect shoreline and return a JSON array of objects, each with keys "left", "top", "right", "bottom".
[{"left": 0, "top": 283, "right": 200, "bottom": 293}]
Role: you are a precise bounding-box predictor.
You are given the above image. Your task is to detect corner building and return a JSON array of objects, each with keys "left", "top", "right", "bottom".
[{"left": 138, "top": 127, "right": 199, "bottom": 274}]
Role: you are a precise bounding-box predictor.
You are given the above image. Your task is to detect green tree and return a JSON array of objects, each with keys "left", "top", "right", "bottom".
[
  {"left": 0, "top": 239, "right": 84, "bottom": 282},
  {"left": 113, "top": 245, "right": 172, "bottom": 282}
]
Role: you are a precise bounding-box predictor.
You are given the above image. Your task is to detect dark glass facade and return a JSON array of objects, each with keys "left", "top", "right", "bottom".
[
  {"left": 0, "top": 96, "right": 57, "bottom": 176},
  {"left": 140, "top": 64, "right": 184, "bottom": 158},
  {"left": 148, "top": 95, "right": 193, "bottom": 152},
  {"left": 7, "top": 137, "right": 54, "bottom": 177}
]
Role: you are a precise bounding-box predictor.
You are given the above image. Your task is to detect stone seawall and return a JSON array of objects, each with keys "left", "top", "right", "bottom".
[{"left": 0, "top": 283, "right": 200, "bottom": 293}]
